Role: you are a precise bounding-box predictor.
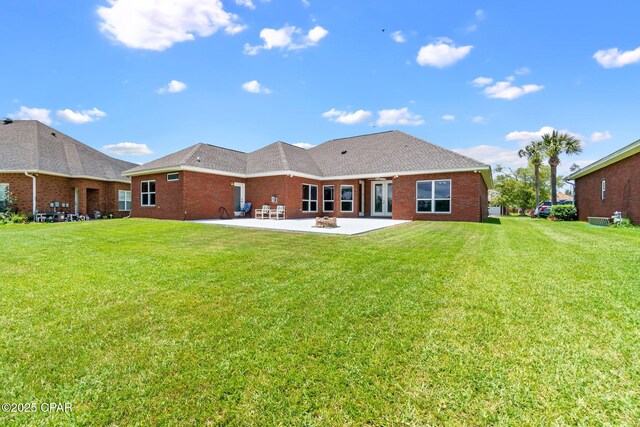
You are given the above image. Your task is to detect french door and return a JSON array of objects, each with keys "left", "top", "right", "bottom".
[{"left": 371, "top": 180, "right": 393, "bottom": 217}]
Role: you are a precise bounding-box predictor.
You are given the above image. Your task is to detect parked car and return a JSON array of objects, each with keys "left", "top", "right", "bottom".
[
  {"left": 557, "top": 200, "right": 574, "bottom": 205},
  {"left": 533, "top": 201, "right": 553, "bottom": 218}
]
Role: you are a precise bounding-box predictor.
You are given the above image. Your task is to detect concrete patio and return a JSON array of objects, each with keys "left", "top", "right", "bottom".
[{"left": 190, "top": 217, "right": 411, "bottom": 235}]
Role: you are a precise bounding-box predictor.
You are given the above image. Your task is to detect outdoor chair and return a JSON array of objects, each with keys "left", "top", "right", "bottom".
[
  {"left": 255, "top": 204, "right": 271, "bottom": 219},
  {"left": 269, "top": 205, "right": 286, "bottom": 220},
  {"left": 237, "top": 202, "right": 252, "bottom": 217}
]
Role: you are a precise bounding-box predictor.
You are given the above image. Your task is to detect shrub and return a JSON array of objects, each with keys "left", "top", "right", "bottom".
[
  {"left": 549, "top": 204, "right": 577, "bottom": 221},
  {"left": 1, "top": 212, "right": 28, "bottom": 225},
  {"left": 611, "top": 217, "right": 634, "bottom": 228}
]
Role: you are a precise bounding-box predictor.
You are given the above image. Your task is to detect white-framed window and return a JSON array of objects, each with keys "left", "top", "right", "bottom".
[
  {"left": 323, "top": 185, "right": 334, "bottom": 212},
  {"left": 0, "top": 183, "right": 9, "bottom": 211},
  {"left": 416, "top": 180, "right": 451, "bottom": 213},
  {"left": 341, "top": 185, "right": 354, "bottom": 212},
  {"left": 167, "top": 172, "right": 180, "bottom": 181},
  {"left": 302, "top": 184, "right": 318, "bottom": 212},
  {"left": 118, "top": 190, "right": 132, "bottom": 211},
  {"left": 601, "top": 180, "right": 606, "bottom": 200},
  {"left": 141, "top": 180, "right": 156, "bottom": 206}
]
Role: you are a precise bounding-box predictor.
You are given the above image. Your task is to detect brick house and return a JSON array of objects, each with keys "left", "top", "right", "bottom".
[
  {"left": 124, "top": 131, "right": 491, "bottom": 222},
  {"left": 0, "top": 120, "right": 136, "bottom": 217},
  {"left": 566, "top": 138, "right": 640, "bottom": 223}
]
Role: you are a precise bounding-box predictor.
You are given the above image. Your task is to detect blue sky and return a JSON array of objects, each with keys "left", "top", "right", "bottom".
[{"left": 2, "top": 0, "right": 640, "bottom": 176}]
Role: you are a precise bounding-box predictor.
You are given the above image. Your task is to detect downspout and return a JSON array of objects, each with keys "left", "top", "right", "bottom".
[{"left": 24, "top": 172, "right": 37, "bottom": 215}]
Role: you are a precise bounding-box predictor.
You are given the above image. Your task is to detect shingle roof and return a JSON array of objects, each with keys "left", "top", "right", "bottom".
[
  {"left": 123, "top": 130, "right": 490, "bottom": 183},
  {"left": 246, "top": 141, "right": 324, "bottom": 176},
  {"left": 0, "top": 120, "right": 136, "bottom": 182},
  {"left": 308, "top": 130, "right": 487, "bottom": 176}
]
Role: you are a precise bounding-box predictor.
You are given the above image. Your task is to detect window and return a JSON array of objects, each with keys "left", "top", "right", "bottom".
[
  {"left": 341, "top": 185, "right": 354, "bottom": 212},
  {"left": 416, "top": 180, "right": 451, "bottom": 213},
  {"left": 0, "top": 183, "right": 8, "bottom": 211},
  {"left": 167, "top": 172, "right": 180, "bottom": 181},
  {"left": 141, "top": 180, "right": 156, "bottom": 206},
  {"left": 302, "top": 184, "right": 318, "bottom": 212},
  {"left": 323, "top": 185, "right": 334, "bottom": 212},
  {"left": 601, "top": 180, "right": 606, "bottom": 200},
  {"left": 118, "top": 190, "right": 132, "bottom": 211}
]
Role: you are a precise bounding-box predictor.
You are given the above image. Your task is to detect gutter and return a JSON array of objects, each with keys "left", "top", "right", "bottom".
[{"left": 24, "top": 172, "right": 37, "bottom": 214}]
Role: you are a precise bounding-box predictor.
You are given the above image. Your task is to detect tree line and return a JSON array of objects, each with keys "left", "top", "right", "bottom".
[{"left": 493, "top": 130, "right": 582, "bottom": 213}]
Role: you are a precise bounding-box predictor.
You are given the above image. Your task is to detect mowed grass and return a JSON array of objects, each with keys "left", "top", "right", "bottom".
[{"left": 0, "top": 217, "right": 639, "bottom": 426}]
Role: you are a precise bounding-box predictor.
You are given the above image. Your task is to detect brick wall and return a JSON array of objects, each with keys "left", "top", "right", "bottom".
[
  {"left": 393, "top": 171, "right": 487, "bottom": 222},
  {"left": 0, "top": 173, "right": 130, "bottom": 217},
  {"left": 131, "top": 172, "right": 186, "bottom": 220},
  {"left": 574, "top": 153, "right": 640, "bottom": 224},
  {"left": 129, "top": 170, "right": 489, "bottom": 222}
]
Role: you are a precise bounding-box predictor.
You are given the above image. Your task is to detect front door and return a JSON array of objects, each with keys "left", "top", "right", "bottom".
[
  {"left": 233, "top": 183, "right": 245, "bottom": 215},
  {"left": 371, "top": 180, "right": 392, "bottom": 217}
]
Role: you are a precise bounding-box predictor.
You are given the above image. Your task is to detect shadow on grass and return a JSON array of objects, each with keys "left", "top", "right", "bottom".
[{"left": 483, "top": 217, "right": 502, "bottom": 225}]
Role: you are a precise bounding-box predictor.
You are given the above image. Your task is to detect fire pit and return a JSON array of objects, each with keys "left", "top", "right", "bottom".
[{"left": 314, "top": 216, "right": 338, "bottom": 228}]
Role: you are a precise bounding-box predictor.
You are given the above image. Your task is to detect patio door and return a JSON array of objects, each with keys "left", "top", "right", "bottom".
[
  {"left": 371, "top": 180, "right": 392, "bottom": 217},
  {"left": 233, "top": 183, "right": 245, "bottom": 215}
]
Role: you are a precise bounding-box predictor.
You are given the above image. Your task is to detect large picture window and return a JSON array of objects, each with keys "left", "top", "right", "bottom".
[
  {"left": 416, "top": 180, "right": 451, "bottom": 213},
  {"left": 323, "top": 185, "right": 334, "bottom": 212},
  {"left": 118, "top": 190, "right": 132, "bottom": 211},
  {"left": 141, "top": 180, "right": 156, "bottom": 206},
  {"left": 0, "top": 183, "right": 8, "bottom": 211},
  {"left": 302, "top": 184, "right": 318, "bottom": 212},
  {"left": 341, "top": 185, "right": 354, "bottom": 212}
]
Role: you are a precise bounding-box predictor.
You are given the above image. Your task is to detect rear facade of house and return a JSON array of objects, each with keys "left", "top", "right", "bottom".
[
  {"left": 0, "top": 120, "right": 136, "bottom": 217},
  {"left": 567, "top": 139, "right": 640, "bottom": 224},
  {"left": 124, "top": 131, "right": 491, "bottom": 222}
]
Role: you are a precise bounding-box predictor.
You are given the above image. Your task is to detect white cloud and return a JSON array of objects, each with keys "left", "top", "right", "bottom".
[
  {"left": 472, "top": 76, "right": 493, "bottom": 87},
  {"left": 9, "top": 106, "right": 52, "bottom": 125},
  {"left": 56, "top": 107, "right": 107, "bottom": 124},
  {"left": 293, "top": 142, "right": 315, "bottom": 149},
  {"left": 471, "top": 115, "right": 486, "bottom": 124},
  {"left": 483, "top": 81, "right": 543, "bottom": 100},
  {"left": 102, "top": 142, "right": 153, "bottom": 156},
  {"left": 322, "top": 108, "right": 372, "bottom": 125},
  {"left": 235, "top": 0, "right": 255, "bottom": 9},
  {"left": 453, "top": 145, "right": 526, "bottom": 169},
  {"left": 593, "top": 46, "right": 640, "bottom": 68},
  {"left": 97, "top": 0, "right": 246, "bottom": 51},
  {"left": 515, "top": 67, "right": 530, "bottom": 75},
  {"left": 301, "top": 0, "right": 311, "bottom": 7},
  {"left": 505, "top": 126, "right": 557, "bottom": 142},
  {"left": 475, "top": 9, "right": 486, "bottom": 20},
  {"left": 242, "top": 80, "right": 271, "bottom": 94},
  {"left": 464, "top": 24, "right": 477, "bottom": 33},
  {"left": 441, "top": 114, "right": 455, "bottom": 121},
  {"left": 390, "top": 31, "right": 405, "bottom": 43},
  {"left": 157, "top": 80, "right": 187, "bottom": 94},
  {"left": 244, "top": 24, "right": 328, "bottom": 55},
  {"left": 376, "top": 107, "right": 424, "bottom": 127},
  {"left": 416, "top": 38, "right": 473, "bottom": 68},
  {"left": 591, "top": 131, "right": 612, "bottom": 142}
]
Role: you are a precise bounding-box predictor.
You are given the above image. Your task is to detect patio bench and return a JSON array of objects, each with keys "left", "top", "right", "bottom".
[{"left": 587, "top": 217, "right": 610, "bottom": 227}]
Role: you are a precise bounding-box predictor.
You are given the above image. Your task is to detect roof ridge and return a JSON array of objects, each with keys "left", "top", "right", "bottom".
[
  {"left": 181, "top": 143, "right": 207, "bottom": 165},
  {"left": 323, "top": 129, "right": 397, "bottom": 143},
  {"left": 275, "top": 141, "right": 291, "bottom": 170}
]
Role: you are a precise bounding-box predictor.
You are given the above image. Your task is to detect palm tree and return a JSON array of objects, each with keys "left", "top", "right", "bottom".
[
  {"left": 518, "top": 140, "right": 545, "bottom": 208},
  {"left": 540, "top": 130, "right": 582, "bottom": 205}
]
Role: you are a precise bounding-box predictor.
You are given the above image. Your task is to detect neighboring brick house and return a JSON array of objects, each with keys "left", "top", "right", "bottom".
[
  {"left": 566, "top": 139, "right": 640, "bottom": 224},
  {"left": 124, "top": 131, "right": 492, "bottom": 222},
  {"left": 0, "top": 120, "right": 136, "bottom": 217}
]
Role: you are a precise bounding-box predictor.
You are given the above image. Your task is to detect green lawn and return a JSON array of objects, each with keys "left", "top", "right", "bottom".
[{"left": 1, "top": 217, "right": 639, "bottom": 426}]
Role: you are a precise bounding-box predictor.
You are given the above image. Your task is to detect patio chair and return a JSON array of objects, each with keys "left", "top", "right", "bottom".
[
  {"left": 237, "top": 202, "right": 252, "bottom": 218},
  {"left": 269, "top": 205, "right": 286, "bottom": 220},
  {"left": 255, "top": 204, "right": 271, "bottom": 219}
]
